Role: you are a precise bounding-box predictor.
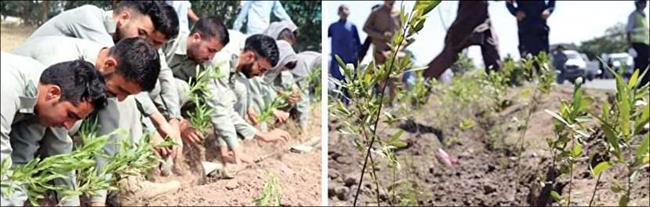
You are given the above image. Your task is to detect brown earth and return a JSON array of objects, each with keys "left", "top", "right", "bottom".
[{"left": 328, "top": 85, "right": 649, "bottom": 206}]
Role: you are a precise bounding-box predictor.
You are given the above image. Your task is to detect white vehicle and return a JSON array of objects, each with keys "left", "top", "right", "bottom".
[
  {"left": 563, "top": 50, "right": 587, "bottom": 70},
  {"left": 600, "top": 53, "right": 634, "bottom": 79}
]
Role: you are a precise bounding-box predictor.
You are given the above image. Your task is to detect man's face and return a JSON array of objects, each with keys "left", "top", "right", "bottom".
[
  {"left": 98, "top": 57, "right": 143, "bottom": 101},
  {"left": 188, "top": 33, "right": 224, "bottom": 64},
  {"left": 339, "top": 6, "right": 350, "bottom": 19},
  {"left": 238, "top": 51, "right": 273, "bottom": 78},
  {"left": 35, "top": 85, "right": 94, "bottom": 129},
  {"left": 115, "top": 11, "right": 167, "bottom": 49},
  {"left": 103, "top": 72, "right": 143, "bottom": 101},
  {"left": 639, "top": 2, "right": 647, "bottom": 10}
]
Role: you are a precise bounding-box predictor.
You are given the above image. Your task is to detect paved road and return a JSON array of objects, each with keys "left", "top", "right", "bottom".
[{"left": 560, "top": 79, "right": 616, "bottom": 90}]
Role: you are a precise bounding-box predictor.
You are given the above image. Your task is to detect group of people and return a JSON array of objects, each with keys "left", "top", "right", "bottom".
[
  {"left": 329, "top": 0, "right": 649, "bottom": 100},
  {"left": 1, "top": 0, "right": 321, "bottom": 206}
]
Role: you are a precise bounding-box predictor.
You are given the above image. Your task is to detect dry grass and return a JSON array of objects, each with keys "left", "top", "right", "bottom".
[{"left": 1, "top": 22, "right": 35, "bottom": 52}]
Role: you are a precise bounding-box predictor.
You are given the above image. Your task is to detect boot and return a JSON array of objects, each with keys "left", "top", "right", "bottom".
[{"left": 118, "top": 176, "right": 181, "bottom": 205}]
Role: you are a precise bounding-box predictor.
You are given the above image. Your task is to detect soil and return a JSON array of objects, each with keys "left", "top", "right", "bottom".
[
  {"left": 328, "top": 85, "right": 650, "bottom": 206},
  {"left": 129, "top": 103, "right": 323, "bottom": 206}
]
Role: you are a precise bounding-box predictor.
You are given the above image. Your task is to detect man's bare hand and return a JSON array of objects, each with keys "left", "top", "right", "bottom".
[
  {"left": 273, "top": 109, "right": 290, "bottom": 123},
  {"left": 180, "top": 118, "right": 204, "bottom": 144},
  {"left": 247, "top": 107, "right": 259, "bottom": 125},
  {"left": 541, "top": 9, "right": 550, "bottom": 20},
  {"left": 152, "top": 133, "right": 172, "bottom": 157},
  {"left": 258, "top": 128, "right": 291, "bottom": 143},
  {"left": 516, "top": 11, "right": 526, "bottom": 21}
]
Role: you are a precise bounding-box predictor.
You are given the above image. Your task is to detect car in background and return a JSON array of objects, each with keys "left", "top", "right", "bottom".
[
  {"left": 599, "top": 53, "right": 634, "bottom": 79},
  {"left": 561, "top": 50, "right": 587, "bottom": 83}
]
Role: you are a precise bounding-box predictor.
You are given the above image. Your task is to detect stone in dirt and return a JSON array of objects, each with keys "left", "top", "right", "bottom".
[
  {"left": 483, "top": 183, "right": 497, "bottom": 195},
  {"left": 335, "top": 186, "right": 350, "bottom": 201},
  {"left": 329, "top": 169, "right": 340, "bottom": 179},
  {"left": 344, "top": 174, "right": 359, "bottom": 187},
  {"left": 202, "top": 161, "right": 224, "bottom": 175},
  {"left": 290, "top": 145, "right": 313, "bottom": 153}
]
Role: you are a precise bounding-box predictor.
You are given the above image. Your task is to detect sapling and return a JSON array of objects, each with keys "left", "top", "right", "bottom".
[
  {"left": 254, "top": 173, "right": 282, "bottom": 206},
  {"left": 330, "top": 1, "right": 440, "bottom": 205}
]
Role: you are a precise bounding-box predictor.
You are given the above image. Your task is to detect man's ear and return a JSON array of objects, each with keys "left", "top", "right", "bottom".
[
  {"left": 192, "top": 32, "right": 202, "bottom": 42},
  {"left": 45, "top": 85, "right": 62, "bottom": 102},
  {"left": 102, "top": 57, "right": 118, "bottom": 74},
  {"left": 116, "top": 10, "right": 130, "bottom": 24}
]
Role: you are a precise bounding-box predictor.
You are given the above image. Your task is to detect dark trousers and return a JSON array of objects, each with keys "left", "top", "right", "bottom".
[
  {"left": 424, "top": 21, "right": 501, "bottom": 79},
  {"left": 632, "top": 43, "right": 649, "bottom": 87},
  {"left": 518, "top": 24, "right": 550, "bottom": 58}
]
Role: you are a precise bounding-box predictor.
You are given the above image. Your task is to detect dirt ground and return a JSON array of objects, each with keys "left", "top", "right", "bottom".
[
  {"left": 1, "top": 22, "right": 322, "bottom": 206},
  {"left": 328, "top": 85, "right": 650, "bottom": 206},
  {"left": 0, "top": 21, "right": 35, "bottom": 51},
  {"left": 146, "top": 103, "right": 323, "bottom": 206}
]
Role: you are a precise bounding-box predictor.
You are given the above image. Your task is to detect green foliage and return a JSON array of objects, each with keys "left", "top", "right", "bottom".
[
  {"left": 254, "top": 173, "right": 282, "bottom": 206},
  {"left": 304, "top": 64, "right": 322, "bottom": 102},
  {"left": 450, "top": 51, "right": 476, "bottom": 75},
  {"left": 186, "top": 65, "right": 222, "bottom": 134},
  {"left": 258, "top": 93, "right": 289, "bottom": 124},
  {"left": 330, "top": 1, "right": 440, "bottom": 205},
  {"left": 579, "top": 23, "right": 627, "bottom": 60}
]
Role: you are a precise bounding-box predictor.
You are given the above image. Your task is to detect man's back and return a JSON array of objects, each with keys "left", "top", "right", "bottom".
[{"left": 27, "top": 5, "right": 115, "bottom": 47}]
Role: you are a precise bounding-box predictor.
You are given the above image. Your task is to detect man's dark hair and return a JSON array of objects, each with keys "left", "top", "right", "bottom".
[
  {"left": 277, "top": 28, "right": 297, "bottom": 42},
  {"left": 116, "top": 0, "right": 179, "bottom": 40},
  {"left": 191, "top": 16, "right": 230, "bottom": 46},
  {"left": 109, "top": 37, "right": 160, "bottom": 92},
  {"left": 40, "top": 58, "right": 108, "bottom": 110},
  {"left": 244, "top": 34, "right": 280, "bottom": 66}
]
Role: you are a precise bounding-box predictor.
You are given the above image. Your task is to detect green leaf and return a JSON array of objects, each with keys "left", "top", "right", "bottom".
[
  {"left": 414, "top": 0, "right": 441, "bottom": 16},
  {"left": 619, "top": 194, "right": 630, "bottom": 207},
  {"left": 635, "top": 104, "right": 649, "bottom": 133},
  {"left": 627, "top": 69, "right": 640, "bottom": 90},
  {"left": 591, "top": 161, "right": 611, "bottom": 177},
  {"left": 571, "top": 143, "right": 583, "bottom": 157},
  {"left": 546, "top": 109, "right": 570, "bottom": 126},
  {"left": 550, "top": 190, "right": 562, "bottom": 202}
]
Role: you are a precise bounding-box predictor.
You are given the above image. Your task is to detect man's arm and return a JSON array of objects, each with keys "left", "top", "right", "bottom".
[
  {"left": 271, "top": 1, "right": 295, "bottom": 26},
  {"left": 205, "top": 79, "right": 241, "bottom": 151},
  {"left": 353, "top": 25, "right": 362, "bottom": 56},
  {"left": 156, "top": 52, "right": 182, "bottom": 119},
  {"left": 362, "top": 11, "right": 386, "bottom": 41}
]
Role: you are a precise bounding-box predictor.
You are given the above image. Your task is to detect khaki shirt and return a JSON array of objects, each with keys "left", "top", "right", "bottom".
[
  {"left": 26, "top": 5, "right": 181, "bottom": 120},
  {"left": 10, "top": 37, "right": 142, "bottom": 203},
  {"left": 0, "top": 52, "right": 72, "bottom": 205},
  {"left": 363, "top": 6, "right": 400, "bottom": 64},
  {"left": 26, "top": 5, "right": 116, "bottom": 47},
  {"left": 163, "top": 30, "right": 256, "bottom": 149}
]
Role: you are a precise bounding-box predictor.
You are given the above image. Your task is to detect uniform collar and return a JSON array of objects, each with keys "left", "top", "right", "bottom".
[
  {"left": 174, "top": 32, "right": 190, "bottom": 56},
  {"left": 18, "top": 81, "right": 38, "bottom": 114},
  {"left": 103, "top": 10, "right": 117, "bottom": 34}
]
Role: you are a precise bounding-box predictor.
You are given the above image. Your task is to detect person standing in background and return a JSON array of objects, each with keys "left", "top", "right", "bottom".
[
  {"left": 233, "top": 1, "right": 295, "bottom": 35},
  {"left": 363, "top": 0, "right": 399, "bottom": 106},
  {"left": 166, "top": 0, "right": 200, "bottom": 34},
  {"left": 328, "top": 4, "right": 361, "bottom": 82},
  {"left": 423, "top": 0, "right": 501, "bottom": 80},
  {"left": 627, "top": 0, "right": 649, "bottom": 86},
  {"left": 506, "top": 0, "right": 555, "bottom": 59}
]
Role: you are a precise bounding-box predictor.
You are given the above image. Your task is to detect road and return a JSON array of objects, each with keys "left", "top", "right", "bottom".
[{"left": 560, "top": 79, "right": 616, "bottom": 90}]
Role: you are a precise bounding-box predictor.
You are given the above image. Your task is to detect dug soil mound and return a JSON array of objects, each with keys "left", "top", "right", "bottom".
[{"left": 328, "top": 85, "right": 649, "bottom": 206}]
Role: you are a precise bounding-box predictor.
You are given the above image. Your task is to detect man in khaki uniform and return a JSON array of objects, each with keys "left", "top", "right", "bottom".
[
  {"left": 1, "top": 53, "right": 107, "bottom": 206},
  {"left": 26, "top": 1, "right": 184, "bottom": 148},
  {"left": 363, "top": 0, "right": 400, "bottom": 105},
  {"left": 164, "top": 30, "right": 291, "bottom": 167},
  {"left": 10, "top": 37, "right": 167, "bottom": 205},
  {"left": 246, "top": 40, "right": 300, "bottom": 130}
]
